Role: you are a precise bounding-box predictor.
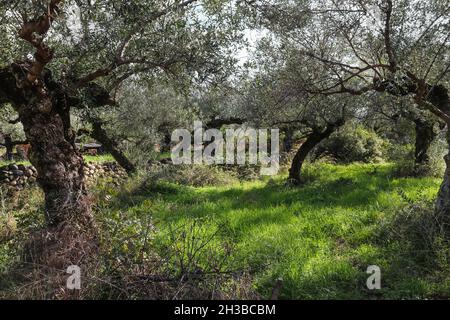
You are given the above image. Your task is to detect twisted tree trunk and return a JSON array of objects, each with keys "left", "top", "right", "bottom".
[
  {"left": 288, "top": 124, "right": 340, "bottom": 185},
  {"left": 0, "top": 65, "right": 100, "bottom": 296},
  {"left": 282, "top": 127, "right": 295, "bottom": 153},
  {"left": 1, "top": 64, "right": 92, "bottom": 227},
  {"left": 377, "top": 81, "right": 450, "bottom": 220},
  {"left": 21, "top": 106, "right": 91, "bottom": 226},
  {"left": 0, "top": 0, "right": 94, "bottom": 228},
  {"left": 436, "top": 131, "right": 450, "bottom": 225},
  {"left": 90, "top": 119, "right": 136, "bottom": 174},
  {"left": 414, "top": 118, "right": 437, "bottom": 175},
  {"left": 427, "top": 86, "right": 450, "bottom": 222}
]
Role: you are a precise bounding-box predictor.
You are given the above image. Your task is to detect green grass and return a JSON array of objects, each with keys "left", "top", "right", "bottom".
[
  {"left": 2, "top": 162, "right": 449, "bottom": 299},
  {"left": 0, "top": 160, "right": 31, "bottom": 167},
  {"left": 83, "top": 154, "right": 115, "bottom": 164},
  {"left": 105, "top": 163, "right": 450, "bottom": 300},
  {"left": 0, "top": 154, "right": 115, "bottom": 167}
]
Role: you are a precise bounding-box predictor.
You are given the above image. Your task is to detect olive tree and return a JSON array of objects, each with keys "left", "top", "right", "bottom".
[
  {"left": 241, "top": 0, "right": 450, "bottom": 217},
  {"left": 238, "top": 61, "right": 357, "bottom": 184},
  {"left": 0, "top": 0, "right": 240, "bottom": 227}
]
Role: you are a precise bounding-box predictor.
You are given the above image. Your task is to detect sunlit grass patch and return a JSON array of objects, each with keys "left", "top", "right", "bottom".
[
  {"left": 121, "top": 163, "right": 445, "bottom": 299},
  {"left": 4, "top": 162, "right": 445, "bottom": 299}
]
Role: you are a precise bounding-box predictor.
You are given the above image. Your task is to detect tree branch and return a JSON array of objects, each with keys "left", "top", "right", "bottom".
[
  {"left": 75, "top": 0, "right": 199, "bottom": 88},
  {"left": 382, "top": 0, "right": 397, "bottom": 72},
  {"left": 18, "top": 0, "right": 63, "bottom": 83},
  {"left": 89, "top": 118, "right": 136, "bottom": 173}
]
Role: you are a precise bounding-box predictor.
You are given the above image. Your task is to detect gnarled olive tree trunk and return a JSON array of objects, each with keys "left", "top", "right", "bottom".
[
  {"left": 436, "top": 131, "right": 450, "bottom": 224},
  {"left": 427, "top": 86, "right": 450, "bottom": 222},
  {"left": 282, "top": 127, "right": 295, "bottom": 153},
  {"left": 414, "top": 118, "right": 437, "bottom": 173},
  {"left": 21, "top": 107, "right": 90, "bottom": 226},
  {"left": 288, "top": 124, "right": 340, "bottom": 185},
  {"left": 90, "top": 119, "right": 136, "bottom": 174},
  {"left": 1, "top": 64, "right": 92, "bottom": 227}
]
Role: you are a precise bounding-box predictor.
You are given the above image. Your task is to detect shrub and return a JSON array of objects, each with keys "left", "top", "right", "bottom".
[
  {"left": 426, "top": 134, "right": 447, "bottom": 176},
  {"left": 314, "top": 124, "right": 390, "bottom": 164},
  {"left": 147, "top": 164, "right": 240, "bottom": 187},
  {"left": 390, "top": 135, "right": 447, "bottom": 178},
  {"left": 391, "top": 160, "right": 442, "bottom": 178},
  {"left": 221, "top": 164, "right": 262, "bottom": 181},
  {"left": 386, "top": 143, "right": 415, "bottom": 163},
  {"left": 0, "top": 176, "right": 257, "bottom": 300},
  {"left": 376, "top": 197, "right": 450, "bottom": 272},
  {"left": 90, "top": 196, "right": 258, "bottom": 300}
]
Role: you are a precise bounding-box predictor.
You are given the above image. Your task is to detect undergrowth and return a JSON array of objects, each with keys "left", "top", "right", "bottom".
[{"left": 1, "top": 163, "right": 449, "bottom": 300}]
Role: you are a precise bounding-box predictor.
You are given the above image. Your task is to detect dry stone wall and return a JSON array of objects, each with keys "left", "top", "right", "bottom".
[
  {"left": 0, "top": 162, "right": 127, "bottom": 191},
  {"left": 0, "top": 164, "right": 37, "bottom": 191}
]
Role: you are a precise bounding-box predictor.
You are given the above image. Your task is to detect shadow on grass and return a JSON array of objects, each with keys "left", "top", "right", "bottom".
[
  {"left": 158, "top": 166, "right": 397, "bottom": 219},
  {"left": 100, "top": 164, "right": 446, "bottom": 299}
]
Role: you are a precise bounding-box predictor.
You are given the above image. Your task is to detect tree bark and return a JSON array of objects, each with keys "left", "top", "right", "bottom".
[
  {"left": 377, "top": 82, "right": 450, "bottom": 220},
  {"left": 288, "top": 124, "right": 339, "bottom": 184},
  {"left": 1, "top": 64, "right": 92, "bottom": 227},
  {"left": 158, "top": 124, "right": 173, "bottom": 154},
  {"left": 427, "top": 85, "right": 450, "bottom": 222},
  {"left": 436, "top": 131, "right": 450, "bottom": 225},
  {"left": 414, "top": 118, "right": 437, "bottom": 173},
  {"left": 21, "top": 102, "right": 91, "bottom": 226},
  {"left": 90, "top": 119, "right": 136, "bottom": 174},
  {"left": 282, "top": 127, "right": 295, "bottom": 153}
]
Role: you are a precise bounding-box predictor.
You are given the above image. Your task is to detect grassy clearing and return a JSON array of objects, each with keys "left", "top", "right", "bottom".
[
  {"left": 1, "top": 162, "right": 449, "bottom": 299},
  {"left": 105, "top": 163, "right": 449, "bottom": 300}
]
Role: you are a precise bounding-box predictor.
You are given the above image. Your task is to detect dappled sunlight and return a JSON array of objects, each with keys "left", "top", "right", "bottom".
[{"left": 90, "top": 163, "right": 447, "bottom": 299}]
